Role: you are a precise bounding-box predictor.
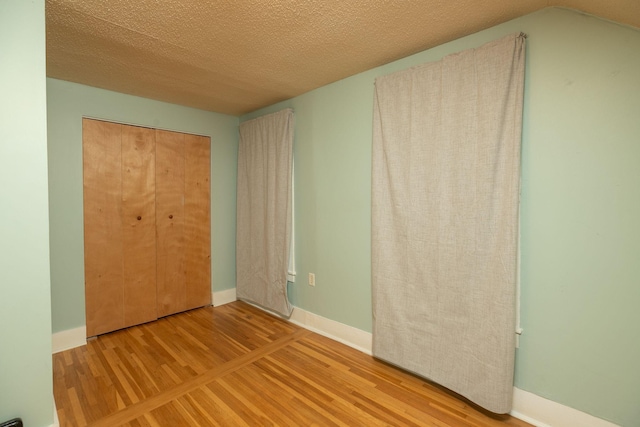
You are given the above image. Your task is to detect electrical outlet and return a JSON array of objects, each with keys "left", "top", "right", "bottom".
[{"left": 308, "top": 273, "right": 315, "bottom": 286}]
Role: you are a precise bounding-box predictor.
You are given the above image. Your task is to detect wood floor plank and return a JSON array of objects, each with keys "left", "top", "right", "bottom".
[
  {"left": 53, "top": 302, "right": 532, "bottom": 427},
  {"left": 198, "top": 384, "right": 251, "bottom": 426},
  {"left": 174, "top": 393, "right": 222, "bottom": 427},
  {"left": 68, "top": 387, "right": 87, "bottom": 427},
  {"left": 252, "top": 358, "right": 383, "bottom": 426},
  {"left": 265, "top": 347, "right": 424, "bottom": 426}
]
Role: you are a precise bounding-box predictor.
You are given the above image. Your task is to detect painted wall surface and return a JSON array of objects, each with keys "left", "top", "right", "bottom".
[
  {"left": 47, "top": 78, "right": 239, "bottom": 333},
  {"left": 0, "top": 1, "right": 54, "bottom": 426},
  {"left": 242, "top": 8, "right": 640, "bottom": 426}
]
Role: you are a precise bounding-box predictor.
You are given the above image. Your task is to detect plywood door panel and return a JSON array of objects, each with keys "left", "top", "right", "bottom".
[
  {"left": 184, "top": 134, "right": 212, "bottom": 309},
  {"left": 121, "top": 125, "right": 157, "bottom": 327},
  {"left": 85, "top": 121, "right": 210, "bottom": 334},
  {"left": 83, "top": 118, "right": 125, "bottom": 337},
  {"left": 156, "top": 129, "right": 186, "bottom": 317}
]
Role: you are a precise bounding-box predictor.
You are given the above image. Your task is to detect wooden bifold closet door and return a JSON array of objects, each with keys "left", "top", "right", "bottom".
[
  {"left": 156, "top": 129, "right": 211, "bottom": 317},
  {"left": 83, "top": 118, "right": 211, "bottom": 337}
]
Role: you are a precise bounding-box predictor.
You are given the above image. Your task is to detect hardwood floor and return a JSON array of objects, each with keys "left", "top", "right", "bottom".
[{"left": 53, "top": 301, "right": 531, "bottom": 426}]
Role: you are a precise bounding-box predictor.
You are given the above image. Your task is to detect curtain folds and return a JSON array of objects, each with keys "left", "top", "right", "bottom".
[
  {"left": 371, "top": 33, "right": 526, "bottom": 413},
  {"left": 236, "top": 109, "right": 294, "bottom": 317}
]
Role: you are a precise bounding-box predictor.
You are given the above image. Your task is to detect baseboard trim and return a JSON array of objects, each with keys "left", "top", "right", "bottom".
[
  {"left": 52, "top": 325, "right": 86, "bottom": 354},
  {"left": 511, "top": 388, "right": 619, "bottom": 427},
  {"left": 288, "top": 306, "right": 372, "bottom": 355},
  {"left": 212, "top": 288, "right": 237, "bottom": 306},
  {"left": 51, "top": 395, "right": 60, "bottom": 427}
]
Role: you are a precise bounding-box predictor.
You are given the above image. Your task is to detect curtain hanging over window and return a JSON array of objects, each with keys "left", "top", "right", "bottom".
[
  {"left": 236, "top": 109, "right": 294, "bottom": 317},
  {"left": 371, "top": 33, "right": 526, "bottom": 413}
]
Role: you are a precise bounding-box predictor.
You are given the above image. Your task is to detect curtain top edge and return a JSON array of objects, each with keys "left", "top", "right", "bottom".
[
  {"left": 374, "top": 32, "right": 526, "bottom": 85},
  {"left": 239, "top": 108, "right": 294, "bottom": 129}
]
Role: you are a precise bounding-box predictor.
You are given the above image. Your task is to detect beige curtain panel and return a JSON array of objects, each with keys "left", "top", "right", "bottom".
[
  {"left": 236, "top": 109, "right": 294, "bottom": 317},
  {"left": 371, "top": 33, "right": 526, "bottom": 413}
]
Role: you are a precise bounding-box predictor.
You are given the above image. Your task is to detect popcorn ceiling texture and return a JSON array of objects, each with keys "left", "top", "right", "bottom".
[{"left": 46, "top": 0, "right": 640, "bottom": 115}]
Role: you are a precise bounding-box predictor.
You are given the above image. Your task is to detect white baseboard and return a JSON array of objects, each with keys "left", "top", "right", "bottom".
[
  {"left": 51, "top": 395, "right": 60, "bottom": 427},
  {"left": 52, "top": 325, "right": 86, "bottom": 354},
  {"left": 288, "top": 306, "right": 372, "bottom": 355},
  {"left": 212, "top": 288, "right": 237, "bottom": 306},
  {"left": 511, "top": 388, "right": 619, "bottom": 427}
]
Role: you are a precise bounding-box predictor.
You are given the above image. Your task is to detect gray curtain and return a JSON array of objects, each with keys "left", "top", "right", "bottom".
[
  {"left": 371, "top": 33, "right": 526, "bottom": 413},
  {"left": 236, "top": 109, "right": 294, "bottom": 317}
]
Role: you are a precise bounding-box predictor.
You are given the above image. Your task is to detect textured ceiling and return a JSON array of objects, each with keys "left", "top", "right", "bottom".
[{"left": 46, "top": 0, "right": 640, "bottom": 116}]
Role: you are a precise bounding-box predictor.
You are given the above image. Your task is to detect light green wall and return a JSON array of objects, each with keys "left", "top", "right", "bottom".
[
  {"left": 245, "top": 76, "right": 376, "bottom": 332},
  {"left": 0, "top": 1, "right": 54, "bottom": 426},
  {"left": 514, "top": 10, "right": 640, "bottom": 426},
  {"left": 243, "top": 8, "right": 640, "bottom": 426},
  {"left": 47, "top": 79, "right": 239, "bottom": 333}
]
